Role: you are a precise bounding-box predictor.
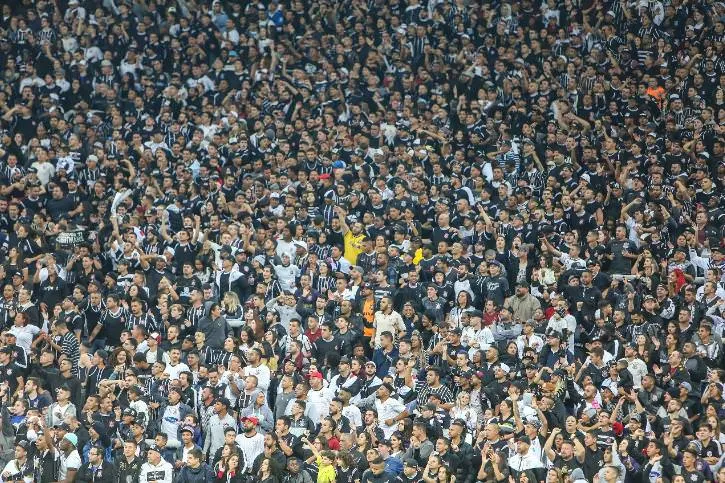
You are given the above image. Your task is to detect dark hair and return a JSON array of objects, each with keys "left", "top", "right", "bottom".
[
  {"left": 323, "top": 416, "right": 337, "bottom": 433},
  {"left": 276, "top": 416, "right": 291, "bottom": 429},
  {"left": 426, "top": 366, "right": 442, "bottom": 378},
  {"left": 412, "top": 421, "right": 428, "bottom": 436}
]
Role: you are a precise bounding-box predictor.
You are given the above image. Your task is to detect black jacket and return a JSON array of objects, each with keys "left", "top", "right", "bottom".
[
  {"left": 176, "top": 463, "right": 215, "bottom": 482},
  {"left": 113, "top": 455, "right": 142, "bottom": 483},
  {"left": 76, "top": 460, "right": 114, "bottom": 483}
]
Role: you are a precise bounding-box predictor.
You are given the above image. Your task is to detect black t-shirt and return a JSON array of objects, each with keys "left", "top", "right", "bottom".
[
  {"left": 699, "top": 439, "right": 721, "bottom": 460},
  {"left": 176, "top": 275, "right": 202, "bottom": 305},
  {"left": 681, "top": 469, "right": 706, "bottom": 483},
  {"left": 582, "top": 446, "right": 605, "bottom": 481},
  {"left": 0, "top": 362, "right": 23, "bottom": 395},
  {"left": 594, "top": 428, "right": 617, "bottom": 448},
  {"left": 553, "top": 455, "right": 581, "bottom": 475},
  {"left": 313, "top": 336, "right": 341, "bottom": 363},
  {"left": 173, "top": 242, "right": 198, "bottom": 272},
  {"left": 99, "top": 308, "right": 126, "bottom": 346}
]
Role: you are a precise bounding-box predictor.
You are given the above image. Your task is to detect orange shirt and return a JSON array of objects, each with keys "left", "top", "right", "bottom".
[{"left": 362, "top": 298, "right": 375, "bottom": 337}]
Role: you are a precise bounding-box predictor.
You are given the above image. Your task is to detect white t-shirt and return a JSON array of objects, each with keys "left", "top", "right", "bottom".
[
  {"left": 375, "top": 396, "right": 406, "bottom": 438},
  {"left": 235, "top": 432, "right": 265, "bottom": 474},
  {"left": 2, "top": 458, "right": 29, "bottom": 480},
  {"left": 139, "top": 460, "right": 173, "bottom": 483},
  {"left": 130, "top": 399, "right": 150, "bottom": 424},
  {"left": 59, "top": 450, "right": 81, "bottom": 481},
  {"left": 164, "top": 362, "right": 190, "bottom": 381},
  {"left": 306, "top": 387, "right": 334, "bottom": 424},
  {"left": 342, "top": 404, "right": 363, "bottom": 428},
  {"left": 8, "top": 324, "right": 40, "bottom": 353},
  {"left": 145, "top": 348, "right": 161, "bottom": 364},
  {"left": 161, "top": 404, "right": 182, "bottom": 440},
  {"left": 243, "top": 364, "right": 271, "bottom": 392}
]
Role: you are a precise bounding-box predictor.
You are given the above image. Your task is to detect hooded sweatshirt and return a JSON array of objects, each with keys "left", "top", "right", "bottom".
[{"left": 175, "top": 462, "right": 215, "bottom": 483}]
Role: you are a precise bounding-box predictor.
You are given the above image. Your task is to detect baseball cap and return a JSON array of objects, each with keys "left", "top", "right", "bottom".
[
  {"left": 517, "top": 435, "right": 531, "bottom": 445},
  {"left": 241, "top": 416, "right": 259, "bottom": 426},
  {"left": 451, "top": 418, "right": 467, "bottom": 428},
  {"left": 63, "top": 433, "right": 78, "bottom": 447}
]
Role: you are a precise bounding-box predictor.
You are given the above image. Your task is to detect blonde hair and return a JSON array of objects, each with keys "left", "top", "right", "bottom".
[{"left": 222, "top": 291, "right": 241, "bottom": 312}]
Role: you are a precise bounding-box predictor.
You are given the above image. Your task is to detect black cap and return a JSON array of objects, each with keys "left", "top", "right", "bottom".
[
  {"left": 517, "top": 435, "right": 531, "bottom": 445},
  {"left": 131, "top": 416, "right": 147, "bottom": 427},
  {"left": 403, "top": 457, "right": 419, "bottom": 467},
  {"left": 122, "top": 407, "right": 137, "bottom": 417}
]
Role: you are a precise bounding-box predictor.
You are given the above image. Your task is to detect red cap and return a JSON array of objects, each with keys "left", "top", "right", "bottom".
[
  {"left": 319, "top": 173, "right": 331, "bottom": 180},
  {"left": 241, "top": 416, "right": 259, "bottom": 426},
  {"left": 308, "top": 371, "right": 324, "bottom": 379}
]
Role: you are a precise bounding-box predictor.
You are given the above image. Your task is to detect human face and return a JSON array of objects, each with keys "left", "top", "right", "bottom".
[{"left": 370, "top": 460, "right": 385, "bottom": 475}]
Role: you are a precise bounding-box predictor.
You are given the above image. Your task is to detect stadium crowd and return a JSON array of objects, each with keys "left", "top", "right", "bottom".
[{"left": 0, "top": 0, "right": 723, "bottom": 482}]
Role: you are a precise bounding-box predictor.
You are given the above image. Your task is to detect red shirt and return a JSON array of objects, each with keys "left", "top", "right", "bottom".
[
  {"left": 483, "top": 311, "right": 500, "bottom": 327},
  {"left": 305, "top": 328, "right": 322, "bottom": 344}
]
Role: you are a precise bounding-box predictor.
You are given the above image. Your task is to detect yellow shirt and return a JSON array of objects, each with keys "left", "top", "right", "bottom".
[
  {"left": 343, "top": 230, "right": 365, "bottom": 264},
  {"left": 316, "top": 458, "right": 336, "bottom": 483}
]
